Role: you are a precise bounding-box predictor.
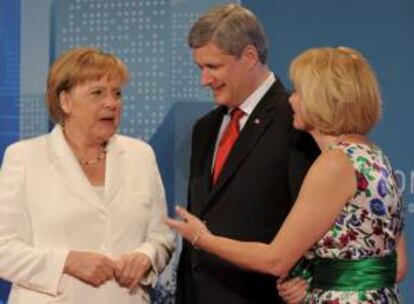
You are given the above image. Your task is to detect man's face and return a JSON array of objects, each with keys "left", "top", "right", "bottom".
[{"left": 192, "top": 42, "right": 252, "bottom": 108}]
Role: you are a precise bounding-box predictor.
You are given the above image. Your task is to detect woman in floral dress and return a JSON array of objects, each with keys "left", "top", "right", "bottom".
[
  {"left": 302, "top": 140, "right": 406, "bottom": 303},
  {"left": 166, "top": 47, "right": 407, "bottom": 303}
]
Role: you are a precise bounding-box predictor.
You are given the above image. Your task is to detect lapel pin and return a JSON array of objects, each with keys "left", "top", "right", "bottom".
[{"left": 254, "top": 118, "right": 261, "bottom": 125}]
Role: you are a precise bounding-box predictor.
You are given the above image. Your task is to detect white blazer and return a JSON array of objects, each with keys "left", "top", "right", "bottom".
[{"left": 0, "top": 126, "right": 175, "bottom": 304}]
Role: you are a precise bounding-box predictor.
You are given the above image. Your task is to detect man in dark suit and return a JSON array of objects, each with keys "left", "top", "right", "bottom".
[{"left": 176, "top": 4, "right": 318, "bottom": 304}]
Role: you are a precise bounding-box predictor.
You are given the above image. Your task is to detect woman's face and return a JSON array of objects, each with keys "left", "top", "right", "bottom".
[
  {"left": 60, "top": 75, "right": 123, "bottom": 143},
  {"left": 289, "top": 89, "right": 309, "bottom": 131}
]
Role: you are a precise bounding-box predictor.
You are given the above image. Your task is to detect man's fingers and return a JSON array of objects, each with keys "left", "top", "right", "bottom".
[
  {"left": 289, "top": 289, "right": 307, "bottom": 304},
  {"left": 278, "top": 277, "right": 298, "bottom": 291},
  {"left": 278, "top": 277, "right": 308, "bottom": 304}
]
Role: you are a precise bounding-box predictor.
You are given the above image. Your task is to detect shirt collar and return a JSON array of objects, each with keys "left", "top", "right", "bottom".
[{"left": 232, "top": 72, "right": 276, "bottom": 116}]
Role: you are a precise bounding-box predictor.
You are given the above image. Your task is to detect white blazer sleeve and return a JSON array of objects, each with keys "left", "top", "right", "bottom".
[
  {"left": 135, "top": 149, "right": 175, "bottom": 287},
  {"left": 0, "top": 145, "right": 69, "bottom": 295}
]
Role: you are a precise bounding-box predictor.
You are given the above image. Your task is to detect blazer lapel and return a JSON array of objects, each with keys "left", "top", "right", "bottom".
[
  {"left": 47, "top": 125, "right": 106, "bottom": 211},
  {"left": 104, "top": 136, "right": 124, "bottom": 205},
  {"left": 206, "top": 82, "right": 285, "bottom": 211}
]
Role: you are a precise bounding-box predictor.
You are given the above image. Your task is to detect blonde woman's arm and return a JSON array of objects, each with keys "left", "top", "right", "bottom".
[
  {"left": 167, "top": 149, "right": 355, "bottom": 276},
  {"left": 396, "top": 234, "right": 408, "bottom": 283}
]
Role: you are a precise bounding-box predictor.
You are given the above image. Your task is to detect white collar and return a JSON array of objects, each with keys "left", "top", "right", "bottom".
[{"left": 235, "top": 72, "right": 276, "bottom": 116}]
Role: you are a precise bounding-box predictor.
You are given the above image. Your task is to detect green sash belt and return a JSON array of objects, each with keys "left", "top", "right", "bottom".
[{"left": 312, "top": 253, "right": 396, "bottom": 291}]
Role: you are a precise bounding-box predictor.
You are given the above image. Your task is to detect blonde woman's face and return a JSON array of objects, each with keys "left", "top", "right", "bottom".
[
  {"left": 60, "top": 75, "right": 123, "bottom": 143},
  {"left": 289, "top": 89, "right": 309, "bottom": 131}
]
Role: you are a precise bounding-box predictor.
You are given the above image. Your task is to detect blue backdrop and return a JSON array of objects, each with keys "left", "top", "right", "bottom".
[
  {"left": 0, "top": 0, "right": 412, "bottom": 302},
  {"left": 0, "top": 0, "right": 19, "bottom": 300}
]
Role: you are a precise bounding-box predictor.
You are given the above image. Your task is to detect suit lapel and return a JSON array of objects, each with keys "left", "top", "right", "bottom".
[
  {"left": 205, "top": 82, "right": 285, "bottom": 213},
  {"left": 193, "top": 107, "right": 226, "bottom": 215},
  {"left": 47, "top": 125, "right": 106, "bottom": 211}
]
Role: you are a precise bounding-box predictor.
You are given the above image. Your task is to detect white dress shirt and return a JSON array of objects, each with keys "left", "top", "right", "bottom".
[{"left": 212, "top": 72, "right": 276, "bottom": 170}]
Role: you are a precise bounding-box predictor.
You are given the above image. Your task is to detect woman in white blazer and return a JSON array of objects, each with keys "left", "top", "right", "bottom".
[{"left": 0, "top": 47, "right": 175, "bottom": 303}]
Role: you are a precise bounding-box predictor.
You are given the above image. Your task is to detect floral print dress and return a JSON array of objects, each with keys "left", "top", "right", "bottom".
[{"left": 306, "top": 142, "right": 404, "bottom": 304}]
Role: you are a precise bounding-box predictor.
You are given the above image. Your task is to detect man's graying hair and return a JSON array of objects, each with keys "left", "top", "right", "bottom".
[{"left": 188, "top": 4, "right": 268, "bottom": 64}]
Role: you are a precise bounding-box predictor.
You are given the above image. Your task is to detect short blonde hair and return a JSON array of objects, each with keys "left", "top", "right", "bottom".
[
  {"left": 46, "top": 47, "right": 129, "bottom": 124},
  {"left": 289, "top": 47, "right": 381, "bottom": 135}
]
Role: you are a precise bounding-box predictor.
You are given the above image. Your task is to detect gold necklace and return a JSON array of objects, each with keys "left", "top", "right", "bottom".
[
  {"left": 62, "top": 127, "right": 107, "bottom": 166},
  {"left": 78, "top": 150, "right": 106, "bottom": 165}
]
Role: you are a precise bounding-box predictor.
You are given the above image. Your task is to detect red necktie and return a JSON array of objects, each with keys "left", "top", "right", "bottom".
[{"left": 212, "top": 108, "right": 245, "bottom": 184}]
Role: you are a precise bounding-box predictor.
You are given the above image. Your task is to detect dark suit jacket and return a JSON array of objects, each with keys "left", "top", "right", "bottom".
[{"left": 176, "top": 79, "right": 319, "bottom": 304}]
